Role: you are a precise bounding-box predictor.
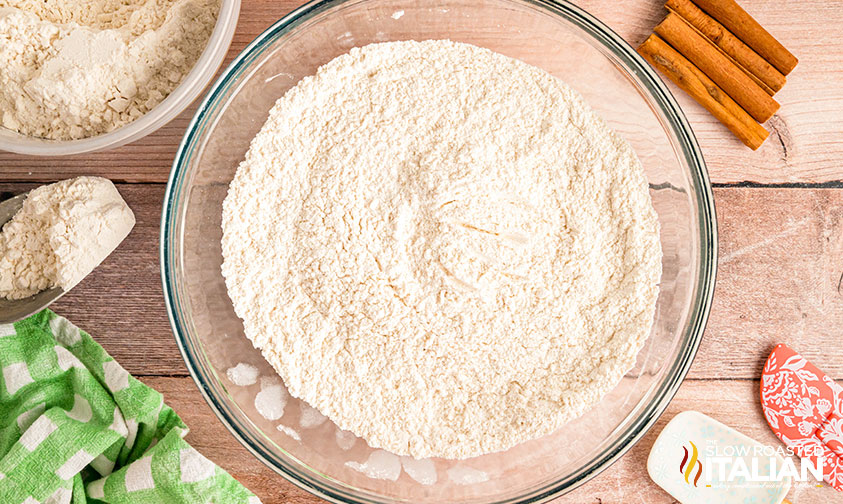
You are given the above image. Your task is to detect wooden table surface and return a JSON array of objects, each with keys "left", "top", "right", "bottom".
[{"left": 2, "top": 1, "right": 841, "bottom": 502}]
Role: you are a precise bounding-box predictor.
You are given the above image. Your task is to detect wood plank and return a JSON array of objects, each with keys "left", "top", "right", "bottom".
[
  {"left": 698, "top": 188, "right": 843, "bottom": 379},
  {"left": 147, "top": 376, "right": 835, "bottom": 504},
  {"left": 0, "top": 0, "right": 840, "bottom": 183},
  {"left": 2, "top": 183, "right": 841, "bottom": 379}
]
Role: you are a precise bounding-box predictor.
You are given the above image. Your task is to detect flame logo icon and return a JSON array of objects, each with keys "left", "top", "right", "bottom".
[{"left": 679, "top": 440, "right": 703, "bottom": 487}]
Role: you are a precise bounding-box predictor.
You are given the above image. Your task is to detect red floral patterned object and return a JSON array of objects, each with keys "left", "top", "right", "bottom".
[{"left": 761, "top": 343, "right": 843, "bottom": 491}]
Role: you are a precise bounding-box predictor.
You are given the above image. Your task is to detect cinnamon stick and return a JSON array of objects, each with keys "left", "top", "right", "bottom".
[
  {"left": 637, "top": 34, "right": 768, "bottom": 150},
  {"left": 655, "top": 12, "right": 779, "bottom": 123},
  {"left": 692, "top": 0, "right": 798, "bottom": 75},
  {"left": 665, "top": 0, "right": 785, "bottom": 94}
]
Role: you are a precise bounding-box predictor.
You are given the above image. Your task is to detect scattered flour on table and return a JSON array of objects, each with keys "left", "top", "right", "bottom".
[
  {"left": 0, "top": 0, "right": 219, "bottom": 140},
  {"left": 221, "top": 40, "right": 662, "bottom": 459},
  {"left": 0, "top": 177, "right": 135, "bottom": 300}
]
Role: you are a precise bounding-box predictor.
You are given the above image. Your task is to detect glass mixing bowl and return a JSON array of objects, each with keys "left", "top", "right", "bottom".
[{"left": 161, "top": 0, "right": 717, "bottom": 501}]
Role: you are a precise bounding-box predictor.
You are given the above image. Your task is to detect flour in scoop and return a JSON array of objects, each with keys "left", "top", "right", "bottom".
[
  {"left": 222, "top": 40, "right": 662, "bottom": 459},
  {"left": 0, "top": 177, "right": 135, "bottom": 300}
]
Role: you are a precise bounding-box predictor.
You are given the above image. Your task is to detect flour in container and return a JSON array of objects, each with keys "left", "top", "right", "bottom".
[
  {"left": 0, "top": 0, "right": 219, "bottom": 140},
  {"left": 221, "top": 40, "right": 662, "bottom": 459}
]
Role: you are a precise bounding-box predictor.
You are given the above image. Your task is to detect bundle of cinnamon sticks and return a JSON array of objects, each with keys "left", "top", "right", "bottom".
[{"left": 637, "top": 0, "right": 797, "bottom": 150}]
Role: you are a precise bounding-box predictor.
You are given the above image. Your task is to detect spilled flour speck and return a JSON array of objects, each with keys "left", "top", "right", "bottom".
[
  {"left": 400, "top": 456, "right": 437, "bottom": 485},
  {"left": 276, "top": 424, "right": 301, "bottom": 441},
  {"left": 447, "top": 465, "right": 489, "bottom": 485},
  {"left": 335, "top": 429, "right": 357, "bottom": 451},
  {"left": 226, "top": 362, "right": 259, "bottom": 386},
  {"left": 254, "top": 377, "right": 287, "bottom": 421},
  {"left": 345, "top": 450, "right": 402, "bottom": 481},
  {"left": 299, "top": 402, "right": 328, "bottom": 429}
]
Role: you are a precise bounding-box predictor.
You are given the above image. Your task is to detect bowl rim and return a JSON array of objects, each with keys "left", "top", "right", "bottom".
[
  {"left": 0, "top": 0, "right": 241, "bottom": 156},
  {"left": 161, "top": 0, "right": 718, "bottom": 501}
]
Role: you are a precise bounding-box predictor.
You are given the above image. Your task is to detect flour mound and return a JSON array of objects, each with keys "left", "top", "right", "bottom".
[{"left": 222, "top": 40, "right": 662, "bottom": 459}]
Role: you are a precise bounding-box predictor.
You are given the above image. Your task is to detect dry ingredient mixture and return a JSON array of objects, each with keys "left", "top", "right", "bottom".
[
  {"left": 0, "top": 177, "right": 135, "bottom": 299},
  {"left": 0, "top": 0, "right": 220, "bottom": 140},
  {"left": 221, "top": 40, "right": 662, "bottom": 459}
]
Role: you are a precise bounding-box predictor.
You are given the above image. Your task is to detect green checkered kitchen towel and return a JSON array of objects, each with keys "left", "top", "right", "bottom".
[{"left": 0, "top": 310, "right": 260, "bottom": 504}]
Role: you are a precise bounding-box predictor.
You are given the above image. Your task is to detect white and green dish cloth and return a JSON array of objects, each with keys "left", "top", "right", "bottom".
[{"left": 0, "top": 310, "right": 260, "bottom": 503}]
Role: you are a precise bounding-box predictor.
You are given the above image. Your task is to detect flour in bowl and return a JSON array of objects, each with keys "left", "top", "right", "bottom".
[
  {"left": 0, "top": 0, "right": 219, "bottom": 140},
  {"left": 221, "top": 40, "right": 662, "bottom": 459}
]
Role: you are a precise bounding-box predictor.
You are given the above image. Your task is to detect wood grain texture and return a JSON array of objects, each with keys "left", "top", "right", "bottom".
[
  {"left": 148, "top": 376, "right": 836, "bottom": 503},
  {"left": 0, "top": 0, "right": 841, "bottom": 183},
  {"left": 697, "top": 188, "right": 843, "bottom": 379}
]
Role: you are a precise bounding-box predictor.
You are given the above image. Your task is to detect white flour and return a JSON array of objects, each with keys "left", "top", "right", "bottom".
[
  {"left": 346, "top": 451, "right": 402, "bottom": 481},
  {"left": 225, "top": 362, "right": 258, "bottom": 386},
  {"left": 276, "top": 424, "right": 301, "bottom": 441},
  {"left": 0, "top": 177, "right": 135, "bottom": 299},
  {"left": 447, "top": 465, "right": 490, "bottom": 485},
  {"left": 222, "top": 40, "right": 662, "bottom": 459},
  {"left": 299, "top": 403, "right": 328, "bottom": 429},
  {"left": 400, "top": 457, "right": 437, "bottom": 485},
  {"left": 0, "top": 0, "right": 219, "bottom": 140},
  {"left": 254, "top": 376, "right": 287, "bottom": 422},
  {"left": 335, "top": 429, "right": 357, "bottom": 451}
]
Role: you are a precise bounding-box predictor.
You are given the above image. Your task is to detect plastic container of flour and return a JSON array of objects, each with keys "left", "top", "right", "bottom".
[{"left": 0, "top": 0, "right": 240, "bottom": 156}]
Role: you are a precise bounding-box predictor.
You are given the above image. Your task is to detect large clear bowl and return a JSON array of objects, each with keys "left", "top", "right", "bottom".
[{"left": 161, "top": 0, "right": 717, "bottom": 502}]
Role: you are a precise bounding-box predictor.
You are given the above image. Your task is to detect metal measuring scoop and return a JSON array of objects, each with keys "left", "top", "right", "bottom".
[{"left": 0, "top": 193, "right": 66, "bottom": 324}]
